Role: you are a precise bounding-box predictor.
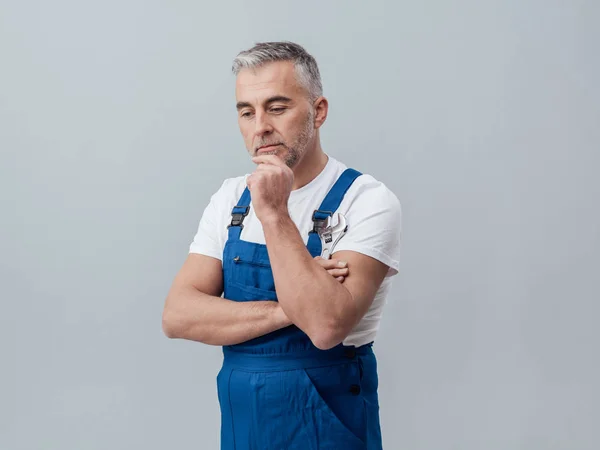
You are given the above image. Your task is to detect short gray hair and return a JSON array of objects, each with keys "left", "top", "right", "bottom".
[{"left": 232, "top": 41, "right": 323, "bottom": 100}]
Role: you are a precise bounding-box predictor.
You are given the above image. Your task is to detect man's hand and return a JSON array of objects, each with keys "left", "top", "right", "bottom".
[
  {"left": 314, "top": 256, "right": 349, "bottom": 283},
  {"left": 247, "top": 155, "right": 294, "bottom": 223}
]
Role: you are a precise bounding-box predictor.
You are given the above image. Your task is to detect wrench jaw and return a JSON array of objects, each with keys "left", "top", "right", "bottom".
[
  {"left": 331, "top": 214, "right": 347, "bottom": 235},
  {"left": 329, "top": 225, "right": 348, "bottom": 255},
  {"left": 318, "top": 213, "right": 348, "bottom": 259}
]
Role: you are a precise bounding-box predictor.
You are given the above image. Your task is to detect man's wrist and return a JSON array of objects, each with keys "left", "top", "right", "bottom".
[
  {"left": 273, "top": 302, "right": 292, "bottom": 328},
  {"left": 260, "top": 210, "right": 292, "bottom": 230}
]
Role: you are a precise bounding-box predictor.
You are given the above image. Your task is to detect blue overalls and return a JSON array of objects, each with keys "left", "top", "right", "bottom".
[{"left": 217, "top": 169, "right": 383, "bottom": 450}]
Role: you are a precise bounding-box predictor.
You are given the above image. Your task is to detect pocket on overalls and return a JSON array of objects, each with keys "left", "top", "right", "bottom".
[
  {"left": 296, "top": 364, "right": 367, "bottom": 449},
  {"left": 229, "top": 254, "right": 276, "bottom": 292},
  {"left": 227, "top": 281, "right": 278, "bottom": 302}
]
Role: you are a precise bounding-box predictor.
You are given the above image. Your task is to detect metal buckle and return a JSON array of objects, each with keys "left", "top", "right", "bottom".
[
  {"left": 311, "top": 209, "right": 333, "bottom": 234},
  {"left": 228, "top": 205, "right": 250, "bottom": 228}
]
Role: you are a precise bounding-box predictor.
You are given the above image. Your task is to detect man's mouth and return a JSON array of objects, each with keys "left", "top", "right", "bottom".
[{"left": 256, "top": 144, "right": 283, "bottom": 153}]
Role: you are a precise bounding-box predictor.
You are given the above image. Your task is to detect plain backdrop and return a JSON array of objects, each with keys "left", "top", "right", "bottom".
[{"left": 1, "top": 1, "right": 599, "bottom": 449}]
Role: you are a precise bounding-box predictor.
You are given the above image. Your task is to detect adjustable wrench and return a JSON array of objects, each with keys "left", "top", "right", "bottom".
[{"left": 318, "top": 213, "right": 348, "bottom": 259}]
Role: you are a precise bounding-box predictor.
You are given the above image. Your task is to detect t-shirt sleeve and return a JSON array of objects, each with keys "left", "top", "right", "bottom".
[
  {"left": 333, "top": 178, "right": 402, "bottom": 277},
  {"left": 188, "top": 180, "right": 231, "bottom": 261}
]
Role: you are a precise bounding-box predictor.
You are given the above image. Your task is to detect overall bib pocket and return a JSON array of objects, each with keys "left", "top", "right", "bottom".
[
  {"left": 228, "top": 254, "right": 276, "bottom": 292},
  {"left": 226, "top": 280, "right": 278, "bottom": 302}
]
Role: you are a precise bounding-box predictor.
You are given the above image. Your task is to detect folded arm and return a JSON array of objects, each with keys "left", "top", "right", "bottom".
[
  {"left": 162, "top": 253, "right": 291, "bottom": 346},
  {"left": 262, "top": 215, "right": 389, "bottom": 350},
  {"left": 162, "top": 253, "right": 352, "bottom": 346}
]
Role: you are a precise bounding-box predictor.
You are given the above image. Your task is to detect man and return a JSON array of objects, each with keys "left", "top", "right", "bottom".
[{"left": 162, "top": 41, "right": 402, "bottom": 450}]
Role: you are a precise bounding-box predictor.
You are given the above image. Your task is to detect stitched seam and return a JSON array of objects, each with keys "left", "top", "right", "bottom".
[{"left": 227, "top": 369, "right": 236, "bottom": 450}]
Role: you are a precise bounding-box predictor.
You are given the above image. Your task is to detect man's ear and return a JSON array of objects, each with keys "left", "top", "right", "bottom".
[{"left": 313, "top": 96, "right": 329, "bottom": 129}]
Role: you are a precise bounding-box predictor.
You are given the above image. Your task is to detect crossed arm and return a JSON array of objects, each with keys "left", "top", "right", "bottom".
[
  {"left": 161, "top": 251, "right": 368, "bottom": 347},
  {"left": 163, "top": 208, "right": 389, "bottom": 349},
  {"left": 261, "top": 215, "right": 389, "bottom": 349},
  {"left": 162, "top": 242, "right": 388, "bottom": 350}
]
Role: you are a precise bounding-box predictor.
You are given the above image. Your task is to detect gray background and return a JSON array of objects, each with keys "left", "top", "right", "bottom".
[{"left": 1, "top": 0, "right": 599, "bottom": 449}]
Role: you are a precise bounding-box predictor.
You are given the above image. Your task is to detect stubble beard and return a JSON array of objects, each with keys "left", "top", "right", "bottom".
[
  {"left": 252, "top": 110, "right": 315, "bottom": 168},
  {"left": 282, "top": 110, "right": 315, "bottom": 168}
]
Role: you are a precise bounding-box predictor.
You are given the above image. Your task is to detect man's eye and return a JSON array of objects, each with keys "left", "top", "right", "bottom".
[
  {"left": 241, "top": 111, "right": 253, "bottom": 118},
  {"left": 270, "top": 107, "right": 286, "bottom": 113}
]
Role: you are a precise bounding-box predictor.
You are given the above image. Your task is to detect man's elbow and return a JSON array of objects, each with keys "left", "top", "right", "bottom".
[
  {"left": 312, "top": 336, "right": 341, "bottom": 351},
  {"left": 309, "top": 322, "right": 347, "bottom": 350},
  {"left": 162, "top": 302, "right": 188, "bottom": 339},
  {"left": 162, "top": 310, "right": 179, "bottom": 339}
]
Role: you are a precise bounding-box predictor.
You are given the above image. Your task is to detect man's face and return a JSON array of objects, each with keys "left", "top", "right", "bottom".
[{"left": 235, "top": 61, "right": 315, "bottom": 168}]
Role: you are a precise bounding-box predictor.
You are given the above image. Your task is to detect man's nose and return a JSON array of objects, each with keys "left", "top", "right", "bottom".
[{"left": 254, "top": 111, "right": 273, "bottom": 137}]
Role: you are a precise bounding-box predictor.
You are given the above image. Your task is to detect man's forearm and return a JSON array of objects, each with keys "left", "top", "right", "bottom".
[
  {"left": 262, "top": 214, "right": 354, "bottom": 348},
  {"left": 163, "top": 287, "right": 290, "bottom": 346}
]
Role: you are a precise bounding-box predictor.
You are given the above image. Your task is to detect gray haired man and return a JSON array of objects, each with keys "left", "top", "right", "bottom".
[{"left": 163, "top": 41, "right": 402, "bottom": 449}]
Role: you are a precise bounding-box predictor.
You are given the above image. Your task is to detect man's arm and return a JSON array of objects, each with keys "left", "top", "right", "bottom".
[
  {"left": 262, "top": 216, "right": 389, "bottom": 350},
  {"left": 246, "top": 154, "right": 398, "bottom": 350},
  {"left": 162, "top": 253, "right": 291, "bottom": 346},
  {"left": 162, "top": 253, "right": 351, "bottom": 346}
]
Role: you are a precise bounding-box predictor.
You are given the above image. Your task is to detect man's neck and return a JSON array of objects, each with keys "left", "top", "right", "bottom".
[{"left": 291, "top": 142, "right": 328, "bottom": 191}]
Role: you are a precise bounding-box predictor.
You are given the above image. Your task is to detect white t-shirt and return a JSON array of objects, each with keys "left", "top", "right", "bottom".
[{"left": 189, "top": 154, "right": 402, "bottom": 346}]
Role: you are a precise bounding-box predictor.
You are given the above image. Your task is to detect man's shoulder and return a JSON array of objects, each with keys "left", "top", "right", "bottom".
[
  {"left": 325, "top": 157, "right": 400, "bottom": 210},
  {"left": 211, "top": 174, "right": 250, "bottom": 202},
  {"left": 220, "top": 173, "right": 249, "bottom": 191},
  {"left": 352, "top": 172, "right": 400, "bottom": 207}
]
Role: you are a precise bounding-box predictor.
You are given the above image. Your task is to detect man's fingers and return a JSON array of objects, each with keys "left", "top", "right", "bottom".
[
  {"left": 315, "top": 257, "right": 348, "bottom": 270},
  {"left": 252, "top": 155, "right": 287, "bottom": 168},
  {"left": 327, "top": 268, "right": 349, "bottom": 277},
  {"left": 315, "top": 256, "right": 349, "bottom": 284},
  {"left": 314, "top": 256, "right": 349, "bottom": 281}
]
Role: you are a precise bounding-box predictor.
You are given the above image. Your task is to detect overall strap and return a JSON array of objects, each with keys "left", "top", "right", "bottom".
[
  {"left": 227, "top": 187, "right": 251, "bottom": 240},
  {"left": 306, "top": 168, "right": 362, "bottom": 257}
]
